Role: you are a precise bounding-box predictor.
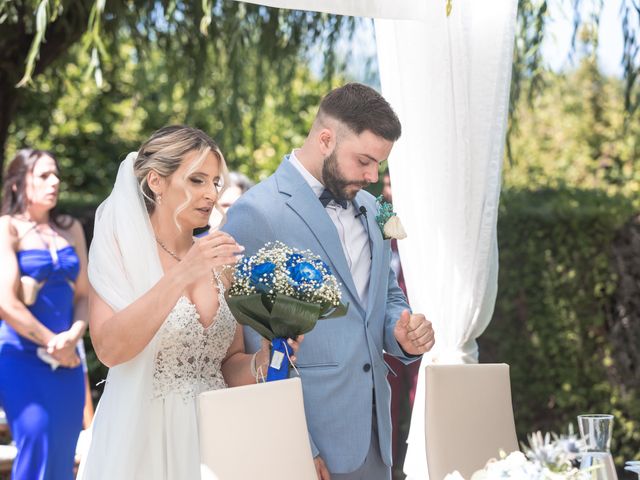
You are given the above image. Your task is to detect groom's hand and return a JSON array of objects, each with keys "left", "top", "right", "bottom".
[
  {"left": 314, "top": 455, "right": 331, "bottom": 480},
  {"left": 393, "top": 309, "right": 435, "bottom": 356}
]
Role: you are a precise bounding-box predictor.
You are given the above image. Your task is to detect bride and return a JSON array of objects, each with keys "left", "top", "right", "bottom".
[{"left": 77, "top": 126, "right": 299, "bottom": 479}]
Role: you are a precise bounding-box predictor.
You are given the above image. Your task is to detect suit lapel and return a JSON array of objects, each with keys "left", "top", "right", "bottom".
[
  {"left": 276, "top": 160, "right": 364, "bottom": 313},
  {"left": 354, "top": 193, "right": 383, "bottom": 319}
]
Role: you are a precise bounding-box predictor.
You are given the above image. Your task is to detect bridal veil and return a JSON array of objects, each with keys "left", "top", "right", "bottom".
[{"left": 77, "top": 152, "right": 164, "bottom": 479}]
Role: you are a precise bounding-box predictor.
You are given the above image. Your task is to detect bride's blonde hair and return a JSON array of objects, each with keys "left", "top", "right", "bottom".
[{"left": 134, "top": 125, "right": 228, "bottom": 227}]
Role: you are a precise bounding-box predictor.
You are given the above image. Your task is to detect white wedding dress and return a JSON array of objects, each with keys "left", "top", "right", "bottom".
[
  {"left": 77, "top": 153, "right": 238, "bottom": 480},
  {"left": 144, "top": 284, "right": 236, "bottom": 479},
  {"left": 80, "top": 281, "right": 237, "bottom": 480}
]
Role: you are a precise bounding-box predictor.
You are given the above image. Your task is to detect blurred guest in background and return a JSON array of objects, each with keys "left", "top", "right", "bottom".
[
  {"left": 382, "top": 171, "right": 420, "bottom": 478},
  {"left": 0, "top": 149, "right": 88, "bottom": 479},
  {"left": 202, "top": 171, "right": 255, "bottom": 232},
  {"left": 218, "top": 171, "right": 254, "bottom": 212}
]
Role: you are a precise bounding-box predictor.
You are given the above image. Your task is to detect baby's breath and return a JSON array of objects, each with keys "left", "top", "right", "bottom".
[{"left": 229, "top": 241, "right": 342, "bottom": 307}]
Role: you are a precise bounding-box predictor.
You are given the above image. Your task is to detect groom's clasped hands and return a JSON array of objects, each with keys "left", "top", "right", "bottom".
[{"left": 393, "top": 309, "right": 435, "bottom": 355}]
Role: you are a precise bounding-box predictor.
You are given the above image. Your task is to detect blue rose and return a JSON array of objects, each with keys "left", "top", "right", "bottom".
[
  {"left": 289, "top": 262, "right": 323, "bottom": 290},
  {"left": 250, "top": 262, "right": 276, "bottom": 293},
  {"left": 312, "top": 259, "right": 332, "bottom": 276}
]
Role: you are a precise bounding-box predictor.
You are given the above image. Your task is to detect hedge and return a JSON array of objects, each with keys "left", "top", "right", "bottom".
[{"left": 479, "top": 187, "right": 639, "bottom": 467}]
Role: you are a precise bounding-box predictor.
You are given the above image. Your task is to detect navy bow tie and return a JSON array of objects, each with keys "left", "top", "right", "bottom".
[{"left": 319, "top": 188, "right": 348, "bottom": 209}]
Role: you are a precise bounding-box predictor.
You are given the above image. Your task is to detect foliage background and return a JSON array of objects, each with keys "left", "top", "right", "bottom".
[
  {"left": 479, "top": 58, "right": 640, "bottom": 466},
  {"left": 5, "top": 34, "right": 340, "bottom": 200}
]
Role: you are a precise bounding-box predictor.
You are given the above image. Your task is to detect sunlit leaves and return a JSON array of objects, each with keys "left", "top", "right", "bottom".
[
  {"left": 16, "top": 0, "right": 50, "bottom": 87},
  {"left": 6, "top": 30, "right": 340, "bottom": 201},
  {"left": 505, "top": 61, "right": 640, "bottom": 201}
]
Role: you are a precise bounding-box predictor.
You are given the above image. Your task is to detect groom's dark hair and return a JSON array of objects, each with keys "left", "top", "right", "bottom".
[{"left": 318, "top": 83, "right": 401, "bottom": 141}]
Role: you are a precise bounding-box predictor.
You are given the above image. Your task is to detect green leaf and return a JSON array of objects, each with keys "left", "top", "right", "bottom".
[
  {"left": 227, "top": 294, "right": 275, "bottom": 340},
  {"left": 270, "top": 295, "right": 322, "bottom": 338},
  {"left": 200, "top": 0, "right": 212, "bottom": 36},
  {"left": 16, "top": 0, "right": 50, "bottom": 87},
  {"left": 320, "top": 301, "right": 349, "bottom": 319},
  {"left": 35, "top": 0, "right": 48, "bottom": 35},
  {"left": 227, "top": 294, "right": 344, "bottom": 340}
]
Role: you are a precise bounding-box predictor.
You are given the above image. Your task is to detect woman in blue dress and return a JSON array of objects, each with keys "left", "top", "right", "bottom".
[{"left": 0, "top": 149, "right": 88, "bottom": 479}]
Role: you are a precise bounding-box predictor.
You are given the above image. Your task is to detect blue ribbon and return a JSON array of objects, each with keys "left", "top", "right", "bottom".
[{"left": 266, "top": 337, "right": 293, "bottom": 382}]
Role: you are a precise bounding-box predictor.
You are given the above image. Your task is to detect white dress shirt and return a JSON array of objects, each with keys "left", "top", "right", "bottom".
[{"left": 289, "top": 150, "right": 372, "bottom": 307}]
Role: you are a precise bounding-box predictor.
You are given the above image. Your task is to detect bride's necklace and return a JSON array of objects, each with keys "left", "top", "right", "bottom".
[{"left": 155, "top": 238, "right": 183, "bottom": 262}]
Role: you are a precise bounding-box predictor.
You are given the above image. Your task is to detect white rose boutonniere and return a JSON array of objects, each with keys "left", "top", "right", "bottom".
[
  {"left": 383, "top": 215, "right": 407, "bottom": 240},
  {"left": 375, "top": 195, "right": 407, "bottom": 240}
]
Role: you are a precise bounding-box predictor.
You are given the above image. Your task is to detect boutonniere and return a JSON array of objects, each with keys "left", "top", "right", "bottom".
[{"left": 375, "top": 196, "right": 407, "bottom": 240}]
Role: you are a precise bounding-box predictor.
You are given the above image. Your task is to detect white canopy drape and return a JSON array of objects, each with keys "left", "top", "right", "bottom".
[
  {"left": 232, "top": 1, "right": 517, "bottom": 478},
  {"left": 374, "top": 2, "right": 517, "bottom": 477},
  {"left": 236, "top": 0, "right": 425, "bottom": 20}
]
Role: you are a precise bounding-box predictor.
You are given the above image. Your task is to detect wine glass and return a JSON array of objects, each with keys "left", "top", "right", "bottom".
[{"left": 577, "top": 414, "right": 617, "bottom": 480}]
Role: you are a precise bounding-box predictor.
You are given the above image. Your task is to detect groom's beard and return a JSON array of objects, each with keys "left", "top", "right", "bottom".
[{"left": 322, "top": 149, "right": 369, "bottom": 201}]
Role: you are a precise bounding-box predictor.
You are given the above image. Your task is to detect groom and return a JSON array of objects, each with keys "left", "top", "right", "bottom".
[{"left": 223, "top": 83, "right": 435, "bottom": 479}]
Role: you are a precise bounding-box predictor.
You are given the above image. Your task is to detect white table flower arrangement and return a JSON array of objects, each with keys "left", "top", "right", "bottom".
[{"left": 445, "top": 431, "right": 590, "bottom": 480}]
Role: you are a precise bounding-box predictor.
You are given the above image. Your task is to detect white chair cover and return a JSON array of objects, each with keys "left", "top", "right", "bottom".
[
  {"left": 424, "top": 364, "right": 519, "bottom": 480},
  {"left": 198, "top": 378, "right": 316, "bottom": 480}
]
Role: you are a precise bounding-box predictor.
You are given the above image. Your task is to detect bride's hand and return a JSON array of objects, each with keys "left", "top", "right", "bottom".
[
  {"left": 255, "top": 335, "right": 304, "bottom": 372},
  {"left": 287, "top": 335, "right": 304, "bottom": 362},
  {"left": 179, "top": 231, "right": 244, "bottom": 280}
]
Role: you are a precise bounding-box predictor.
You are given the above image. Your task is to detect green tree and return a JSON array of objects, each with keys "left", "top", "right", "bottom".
[
  {"left": 0, "top": 0, "right": 353, "bottom": 174},
  {"left": 2, "top": 0, "right": 639, "bottom": 176},
  {"left": 509, "top": 0, "right": 639, "bottom": 162},
  {"left": 5, "top": 32, "right": 339, "bottom": 201},
  {"left": 505, "top": 58, "right": 640, "bottom": 197}
]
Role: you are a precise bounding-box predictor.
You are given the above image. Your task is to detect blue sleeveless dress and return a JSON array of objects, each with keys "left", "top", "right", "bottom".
[{"left": 0, "top": 246, "right": 85, "bottom": 480}]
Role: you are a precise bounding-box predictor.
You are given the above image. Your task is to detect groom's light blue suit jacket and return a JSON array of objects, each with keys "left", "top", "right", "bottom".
[{"left": 222, "top": 157, "right": 417, "bottom": 474}]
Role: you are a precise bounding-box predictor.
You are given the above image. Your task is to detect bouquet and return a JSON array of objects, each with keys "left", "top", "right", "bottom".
[{"left": 228, "top": 241, "right": 348, "bottom": 381}]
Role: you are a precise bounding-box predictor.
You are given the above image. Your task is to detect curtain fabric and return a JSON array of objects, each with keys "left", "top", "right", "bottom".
[
  {"left": 233, "top": 0, "right": 425, "bottom": 20},
  {"left": 374, "top": 2, "right": 517, "bottom": 477}
]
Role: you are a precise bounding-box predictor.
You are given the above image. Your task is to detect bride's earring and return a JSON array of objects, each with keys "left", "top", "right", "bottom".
[{"left": 156, "top": 193, "right": 163, "bottom": 205}]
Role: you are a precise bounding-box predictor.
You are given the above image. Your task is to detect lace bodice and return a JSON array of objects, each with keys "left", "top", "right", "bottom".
[{"left": 152, "top": 280, "right": 236, "bottom": 401}]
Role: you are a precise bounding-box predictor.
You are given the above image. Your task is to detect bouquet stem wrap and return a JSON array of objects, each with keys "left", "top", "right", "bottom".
[{"left": 267, "top": 337, "right": 294, "bottom": 381}]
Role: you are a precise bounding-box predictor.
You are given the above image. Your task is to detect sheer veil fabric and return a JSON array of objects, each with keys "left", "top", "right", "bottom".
[{"left": 77, "top": 152, "right": 165, "bottom": 479}]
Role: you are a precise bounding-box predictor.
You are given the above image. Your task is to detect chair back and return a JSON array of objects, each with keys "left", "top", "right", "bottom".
[
  {"left": 198, "top": 377, "right": 316, "bottom": 480},
  {"left": 424, "top": 363, "right": 519, "bottom": 479}
]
